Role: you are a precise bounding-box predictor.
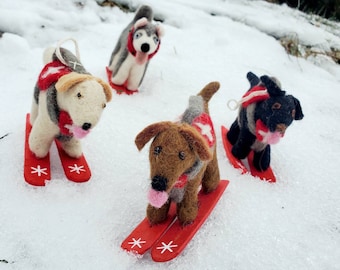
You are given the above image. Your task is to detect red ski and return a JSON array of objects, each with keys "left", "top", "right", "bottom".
[
  {"left": 24, "top": 114, "right": 51, "bottom": 186},
  {"left": 151, "top": 180, "right": 229, "bottom": 262},
  {"left": 221, "top": 126, "right": 276, "bottom": 182},
  {"left": 121, "top": 203, "right": 177, "bottom": 256},
  {"left": 55, "top": 140, "right": 91, "bottom": 182},
  {"left": 24, "top": 113, "right": 91, "bottom": 185},
  {"left": 121, "top": 180, "right": 229, "bottom": 261}
]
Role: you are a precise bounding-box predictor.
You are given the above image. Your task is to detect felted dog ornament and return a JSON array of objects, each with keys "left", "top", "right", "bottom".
[
  {"left": 135, "top": 82, "right": 221, "bottom": 225},
  {"left": 227, "top": 71, "right": 304, "bottom": 171},
  {"left": 29, "top": 38, "right": 112, "bottom": 159},
  {"left": 106, "top": 5, "right": 164, "bottom": 95}
]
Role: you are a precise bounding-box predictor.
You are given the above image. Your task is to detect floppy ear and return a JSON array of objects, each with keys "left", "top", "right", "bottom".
[
  {"left": 179, "top": 124, "right": 212, "bottom": 161},
  {"left": 95, "top": 77, "right": 112, "bottom": 102},
  {"left": 135, "top": 121, "right": 173, "bottom": 151},
  {"left": 55, "top": 72, "right": 93, "bottom": 92},
  {"left": 55, "top": 72, "right": 112, "bottom": 102},
  {"left": 292, "top": 96, "right": 304, "bottom": 120}
]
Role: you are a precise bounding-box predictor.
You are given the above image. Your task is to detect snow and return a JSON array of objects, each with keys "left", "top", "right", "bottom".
[{"left": 0, "top": 0, "right": 340, "bottom": 269}]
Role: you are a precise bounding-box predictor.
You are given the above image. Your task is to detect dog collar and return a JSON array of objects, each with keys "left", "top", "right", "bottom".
[
  {"left": 255, "top": 119, "right": 283, "bottom": 144},
  {"left": 127, "top": 27, "right": 160, "bottom": 60},
  {"left": 174, "top": 174, "right": 188, "bottom": 188},
  {"left": 59, "top": 110, "right": 73, "bottom": 136},
  {"left": 37, "top": 60, "right": 72, "bottom": 90}
]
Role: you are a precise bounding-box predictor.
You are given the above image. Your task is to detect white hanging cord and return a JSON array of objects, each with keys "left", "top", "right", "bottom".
[
  {"left": 227, "top": 99, "right": 241, "bottom": 111},
  {"left": 55, "top": 38, "right": 80, "bottom": 66}
]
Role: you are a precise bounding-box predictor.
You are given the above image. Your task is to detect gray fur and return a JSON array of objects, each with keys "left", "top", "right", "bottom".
[
  {"left": 169, "top": 188, "right": 185, "bottom": 203},
  {"left": 181, "top": 96, "right": 204, "bottom": 124},
  {"left": 53, "top": 48, "right": 88, "bottom": 74}
]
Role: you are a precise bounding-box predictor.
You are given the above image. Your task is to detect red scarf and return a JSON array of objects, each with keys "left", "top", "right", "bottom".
[{"left": 37, "top": 61, "right": 71, "bottom": 90}]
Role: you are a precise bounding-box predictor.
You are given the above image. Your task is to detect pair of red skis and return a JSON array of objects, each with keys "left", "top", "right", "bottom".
[{"left": 24, "top": 114, "right": 91, "bottom": 186}]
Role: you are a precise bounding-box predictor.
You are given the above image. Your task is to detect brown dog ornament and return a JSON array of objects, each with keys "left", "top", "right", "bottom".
[{"left": 135, "top": 82, "right": 220, "bottom": 225}]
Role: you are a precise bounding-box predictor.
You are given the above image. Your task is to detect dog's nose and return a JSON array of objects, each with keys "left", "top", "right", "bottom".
[
  {"left": 151, "top": 175, "right": 168, "bottom": 191},
  {"left": 141, "top": 43, "right": 150, "bottom": 53},
  {"left": 82, "top": 123, "right": 92, "bottom": 131}
]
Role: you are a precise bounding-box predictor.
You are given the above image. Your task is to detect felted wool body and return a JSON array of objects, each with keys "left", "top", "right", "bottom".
[
  {"left": 135, "top": 82, "right": 220, "bottom": 226},
  {"left": 107, "top": 5, "right": 163, "bottom": 92},
  {"left": 29, "top": 47, "right": 112, "bottom": 159},
  {"left": 227, "top": 72, "right": 304, "bottom": 171}
]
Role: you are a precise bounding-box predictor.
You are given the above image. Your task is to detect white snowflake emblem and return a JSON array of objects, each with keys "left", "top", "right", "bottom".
[
  {"left": 128, "top": 237, "right": 146, "bottom": 249},
  {"left": 31, "top": 165, "right": 48, "bottom": 176},
  {"left": 68, "top": 164, "right": 86, "bottom": 174},
  {"left": 156, "top": 241, "right": 178, "bottom": 254},
  {"left": 195, "top": 122, "right": 213, "bottom": 142}
]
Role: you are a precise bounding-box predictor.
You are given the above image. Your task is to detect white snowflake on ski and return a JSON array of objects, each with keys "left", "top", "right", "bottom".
[
  {"left": 31, "top": 165, "right": 48, "bottom": 176},
  {"left": 128, "top": 237, "right": 146, "bottom": 249},
  {"left": 156, "top": 241, "right": 178, "bottom": 254},
  {"left": 68, "top": 164, "right": 86, "bottom": 174}
]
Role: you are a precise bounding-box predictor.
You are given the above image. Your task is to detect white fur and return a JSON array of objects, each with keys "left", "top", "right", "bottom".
[
  {"left": 109, "top": 53, "right": 146, "bottom": 90},
  {"left": 29, "top": 80, "right": 107, "bottom": 158}
]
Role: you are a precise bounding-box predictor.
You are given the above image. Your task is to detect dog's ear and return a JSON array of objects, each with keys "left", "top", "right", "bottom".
[
  {"left": 134, "top": 17, "right": 148, "bottom": 29},
  {"left": 55, "top": 72, "right": 92, "bottom": 92},
  {"left": 55, "top": 72, "right": 112, "bottom": 102},
  {"left": 156, "top": 24, "right": 164, "bottom": 38},
  {"left": 179, "top": 124, "right": 212, "bottom": 161},
  {"left": 291, "top": 96, "right": 304, "bottom": 120},
  {"left": 260, "top": 75, "right": 285, "bottom": 97},
  {"left": 95, "top": 77, "right": 112, "bottom": 102},
  {"left": 135, "top": 121, "right": 173, "bottom": 151},
  {"left": 247, "top": 72, "right": 260, "bottom": 88}
]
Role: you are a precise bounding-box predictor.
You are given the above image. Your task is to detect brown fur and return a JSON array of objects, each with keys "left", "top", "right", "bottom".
[{"left": 135, "top": 82, "right": 220, "bottom": 225}]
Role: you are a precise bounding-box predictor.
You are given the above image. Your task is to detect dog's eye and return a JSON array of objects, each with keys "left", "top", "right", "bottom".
[
  {"left": 153, "top": 36, "right": 159, "bottom": 44},
  {"left": 178, "top": 151, "right": 185, "bottom": 160},
  {"left": 272, "top": 102, "right": 281, "bottom": 110},
  {"left": 154, "top": 146, "right": 162, "bottom": 155},
  {"left": 77, "top": 92, "right": 82, "bottom": 99},
  {"left": 102, "top": 103, "right": 106, "bottom": 109},
  {"left": 134, "top": 32, "right": 142, "bottom": 39}
]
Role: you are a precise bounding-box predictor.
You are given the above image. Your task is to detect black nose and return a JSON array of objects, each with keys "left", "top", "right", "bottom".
[
  {"left": 82, "top": 123, "right": 92, "bottom": 131},
  {"left": 141, "top": 43, "right": 150, "bottom": 53},
  {"left": 151, "top": 175, "right": 168, "bottom": 191}
]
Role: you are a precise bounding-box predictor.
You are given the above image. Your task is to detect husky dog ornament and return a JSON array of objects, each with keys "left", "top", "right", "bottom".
[{"left": 106, "top": 5, "right": 164, "bottom": 94}]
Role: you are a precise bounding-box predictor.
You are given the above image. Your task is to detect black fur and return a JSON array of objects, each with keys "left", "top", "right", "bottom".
[{"left": 227, "top": 72, "right": 304, "bottom": 171}]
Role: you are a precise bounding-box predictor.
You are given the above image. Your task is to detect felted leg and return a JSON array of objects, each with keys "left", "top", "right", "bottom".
[
  {"left": 231, "top": 129, "right": 255, "bottom": 159},
  {"left": 253, "top": 145, "right": 271, "bottom": 171},
  {"left": 201, "top": 151, "right": 220, "bottom": 193},
  {"left": 60, "top": 138, "right": 82, "bottom": 158},
  {"left": 29, "top": 120, "right": 56, "bottom": 158},
  {"left": 147, "top": 201, "right": 171, "bottom": 225},
  {"left": 177, "top": 179, "right": 201, "bottom": 226},
  {"left": 227, "top": 120, "right": 240, "bottom": 145}
]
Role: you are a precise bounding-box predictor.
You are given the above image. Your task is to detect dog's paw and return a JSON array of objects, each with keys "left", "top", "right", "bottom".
[
  {"left": 61, "top": 140, "right": 83, "bottom": 158},
  {"left": 231, "top": 145, "right": 250, "bottom": 160}
]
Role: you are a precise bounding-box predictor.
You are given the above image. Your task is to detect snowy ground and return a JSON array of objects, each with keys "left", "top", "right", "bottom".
[{"left": 0, "top": 0, "right": 340, "bottom": 269}]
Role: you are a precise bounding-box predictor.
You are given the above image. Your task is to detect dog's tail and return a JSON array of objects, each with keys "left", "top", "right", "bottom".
[
  {"left": 198, "top": 81, "right": 220, "bottom": 104},
  {"left": 42, "top": 47, "right": 56, "bottom": 64}
]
